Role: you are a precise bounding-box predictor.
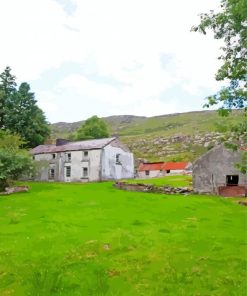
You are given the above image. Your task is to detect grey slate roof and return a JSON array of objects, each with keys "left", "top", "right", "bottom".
[{"left": 31, "top": 137, "right": 116, "bottom": 154}]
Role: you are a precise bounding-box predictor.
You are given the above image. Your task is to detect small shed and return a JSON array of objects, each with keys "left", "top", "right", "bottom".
[
  {"left": 193, "top": 144, "right": 246, "bottom": 197},
  {"left": 138, "top": 162, "right": 165, "bottom": 178},
  {"left": 138, "top": 161, "right": 192, "bottom": 178},
  {"left": 163, "top": 162, "right": 192, "bottom": 175}
]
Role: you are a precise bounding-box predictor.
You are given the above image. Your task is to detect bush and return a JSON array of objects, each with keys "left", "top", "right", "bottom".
[{"left": 0, "top": 132, "right": 34, "bottom": 191}]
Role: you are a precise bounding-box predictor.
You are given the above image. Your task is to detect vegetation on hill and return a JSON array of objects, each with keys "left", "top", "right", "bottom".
[
  {"left": 0, "top": 181, "right": 246, "bottom": 295},
  {"left": 50, "top": 110, "right": 243, "bottom": 162}
]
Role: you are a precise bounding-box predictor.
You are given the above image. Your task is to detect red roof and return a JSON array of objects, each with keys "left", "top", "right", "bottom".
[
  {"left": 138, "top": 162, "right": 165, "bottom": 172},
  {"left": 163, "top": 162, "right": 190, "bottom": 170},
  {"left": 138, "top": 161, "right": 190, "bottom": 172}
]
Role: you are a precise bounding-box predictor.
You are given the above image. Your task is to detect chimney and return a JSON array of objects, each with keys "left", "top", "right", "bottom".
[{"left": 56, "top": 139, "right": 70, "bottom": 146}]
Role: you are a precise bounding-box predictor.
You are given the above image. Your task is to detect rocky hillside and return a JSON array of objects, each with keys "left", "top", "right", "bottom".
[{"left": 50, "top": 110, "right": 243, "bottom": 162}]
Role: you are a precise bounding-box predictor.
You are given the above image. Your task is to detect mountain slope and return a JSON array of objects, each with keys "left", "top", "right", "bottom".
[{"left": 50, "top": 110, "right": 243, "bottom": 162}]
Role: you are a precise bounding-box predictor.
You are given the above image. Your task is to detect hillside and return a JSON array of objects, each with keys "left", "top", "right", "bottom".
[{"left": 50, "top": 110, "right": 243, "bottom": 162}]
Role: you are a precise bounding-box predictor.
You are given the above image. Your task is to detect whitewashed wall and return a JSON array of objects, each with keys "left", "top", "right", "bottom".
[
  {"left": 34, "top": 149, "right": 101, "bottom": 182},
  {"left": 63, "top": 149, "right": 101, "bottom": 182},
  {"left": 101, "top": 144, "right": 134, "bottom": 180},
  {"left": 166, "top": 169, "right": 185, "bottom": 175},
  {"left": 33, "top": 141, "right": 134, "bottom": 182},
  {"left": 138, "top": 170, "right": 164, "bottom": 179}
]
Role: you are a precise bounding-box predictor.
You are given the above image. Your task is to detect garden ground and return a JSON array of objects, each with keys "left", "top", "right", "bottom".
[
  {"left": 0, "top": 180, "right": 246, "bottom": 295},
  {"left": 125, "top": 175, "right": 192, "bottom": 187}
]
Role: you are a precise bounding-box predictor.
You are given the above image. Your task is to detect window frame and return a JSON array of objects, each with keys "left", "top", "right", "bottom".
[
  {"left": 65, "top": 166, "right": 71, "bottom": 177},
  {"left": 65, "top": 152, "right": 71, "bottom": 162},
  {"left": 82, "top": 167, "right": 88, "bottom": 178},
  {"left": 49, "top": 168, "right": 55, "bottom": 179},
  {"left": 116, "top": 153, "right": 121, "bottom": 165}
]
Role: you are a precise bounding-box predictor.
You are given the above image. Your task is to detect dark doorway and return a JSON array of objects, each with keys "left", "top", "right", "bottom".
[{"left": 226, "top": 175, "right": 239, "bottom": 186}]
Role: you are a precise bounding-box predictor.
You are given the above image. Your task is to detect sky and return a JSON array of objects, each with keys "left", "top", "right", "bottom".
[{"left": 0, "top": 0, "right": 224, "bottom": 123}]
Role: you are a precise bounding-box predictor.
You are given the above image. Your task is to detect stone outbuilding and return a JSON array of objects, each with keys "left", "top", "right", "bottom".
[
  {"left": 31, "top": 137, "right": 134, "bottom": 182},
  {"left": 138, "top": 161, "right": 192, "bottom": 179},
  {"left": 193, "top": 144, "right": 246, "bottom": 197}
]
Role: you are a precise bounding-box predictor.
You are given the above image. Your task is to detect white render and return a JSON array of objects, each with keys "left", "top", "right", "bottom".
[
  {"left": 138, "top": 170, "right": 164, "bottom": 179},
  {"left": 32, "top": 138, "right": 134, "bottom": 182},
  {"left": 101, "top": 141, "right": 134, "bottom": 180}
]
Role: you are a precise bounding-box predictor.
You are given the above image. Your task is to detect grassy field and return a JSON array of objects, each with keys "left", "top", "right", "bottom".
[
  {"left": 0, "top": 181, "right": 246, "bottom": 295},
  {"left": 125, "top": 175, "right": 192, "bottom": 188}
]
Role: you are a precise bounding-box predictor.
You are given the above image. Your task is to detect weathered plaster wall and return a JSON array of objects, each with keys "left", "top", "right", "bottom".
[
  {"left": 33, "top": 154, "right": 51, "bottom": 181},
  {"left": 193, "top": 145, "right": 247, "bottom": 194},
  {"left": 34, "top": 149, "right": 101, "bottom": 182},
  {"left": 138, "top": 169, "right": 189, "bottom": 179},
  {"left": 167, "top": 169, "right": 186, "bottom": 175},
  {"left": 138, "top": 170, "right": 164, "bottom": 179},
  {"left": 64, "top": 149, "right": 101, "bottom": 182},
  {"left": 33, "top": 139, "right": 134, "bottom": 182},
  {"left": 101, "top": 143, "right": 134, "bottom": 180}
]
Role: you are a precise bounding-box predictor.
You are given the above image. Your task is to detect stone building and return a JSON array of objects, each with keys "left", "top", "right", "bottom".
[
  {"left": 138, "top": 161, "right": 192, "bottom": 179},
  {"left": 31, "top": 137, "right": 134, "bottom": 182},
  {"left": 193, "top": 144, "right": 246, "bottom": 197}
]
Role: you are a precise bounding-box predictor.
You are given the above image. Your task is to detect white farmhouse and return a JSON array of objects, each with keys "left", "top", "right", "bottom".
[{"left": 31, "top": 138, "right": 134, "bottom": 182}]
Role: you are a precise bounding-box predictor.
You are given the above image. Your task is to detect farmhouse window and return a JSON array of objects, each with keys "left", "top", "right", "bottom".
[
  {"left": 66, "top": 153, "right": 71, "bottom": 162},
  {"left": 84, "top": 151, "right": 88, "bottom": 157},
  {"left": 226, "top": 175, "right": 239, "bottom": 186},
  {"left": 52, "top": 153, "right": 56, "bottom": 159},
  {"left": 166, "top": 170, "right": 170, "bottom": 174},
  {"left": 49, "top": 168, "right": 55, "bottom": 179},
  {"left": 83, "top": 167, "right": 88, "bottom": 177},
  {"left": 116, "top": 154, "right": 121, "bottom": 164},
  {"left": 145, "top": 170, "right": 149, "bottom": 176},
  {"left": 66, "top": 166, "right": 71, "bottom": 177}
]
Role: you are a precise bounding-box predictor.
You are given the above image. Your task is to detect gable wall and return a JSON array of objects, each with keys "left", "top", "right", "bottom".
[
  {"left": 101, "top": 143, "right": 134, "bottom": 180},
  {"left": 193, "top": 145, "right": 246, "bottom": 193}
]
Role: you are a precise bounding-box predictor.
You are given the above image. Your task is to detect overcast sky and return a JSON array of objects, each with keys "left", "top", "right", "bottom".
[{"left": 0, "top": 0, "right": 223, "bottom": 123}]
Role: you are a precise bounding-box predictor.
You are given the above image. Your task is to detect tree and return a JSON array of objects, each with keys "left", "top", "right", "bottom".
[
  {"left": 192, "top": 0, "right": 247, "bottom": 172},
  {"left": 5, "top": 82, "right": 50, "bottom": 148},
  {"left": 0, "top": 67, "right": 50, "bottom": 148},
  {"left": 192, "top": 0, "right": 246, "bottom": 112},
  {"left": 0, "top": 66, "right": 16, "bottom": 128},
  {"left": 75, "top": 115, "right": 109, "bottom": 140},
  {"left": 0, "top": 131, "right": 34, "bottom": 191}
]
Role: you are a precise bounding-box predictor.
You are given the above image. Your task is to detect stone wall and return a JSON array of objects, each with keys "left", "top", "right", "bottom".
[{"left": 114, "top": 181, "right": 193, "bottom": 194}]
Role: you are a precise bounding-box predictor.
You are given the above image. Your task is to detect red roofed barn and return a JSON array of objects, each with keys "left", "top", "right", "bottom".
[{"left": 138, "top": 161, "right": 192, "bottom": 178}]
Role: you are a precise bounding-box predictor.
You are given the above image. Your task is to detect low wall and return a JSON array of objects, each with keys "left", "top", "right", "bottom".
[
  {"left": 114, "top": 182, "right": 193, "bottom": 194},
  {"left": 218, "top": 186, "right": 246, "bottom": 197},
  {"left": 1, "top": 186, "right": 29, "bottom": 195}
]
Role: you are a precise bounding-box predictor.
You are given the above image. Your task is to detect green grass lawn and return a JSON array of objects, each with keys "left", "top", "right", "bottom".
[
  {"left": 0, "top": 182, "right": 246, "bottom": 295},
  {"left": 125, "top": 175, "right": 193, "bottom": 188}
]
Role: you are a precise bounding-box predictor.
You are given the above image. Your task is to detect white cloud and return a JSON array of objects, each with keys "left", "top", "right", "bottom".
[{"left": 0, "top": 0, "right": 223, "bottom": 122}]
